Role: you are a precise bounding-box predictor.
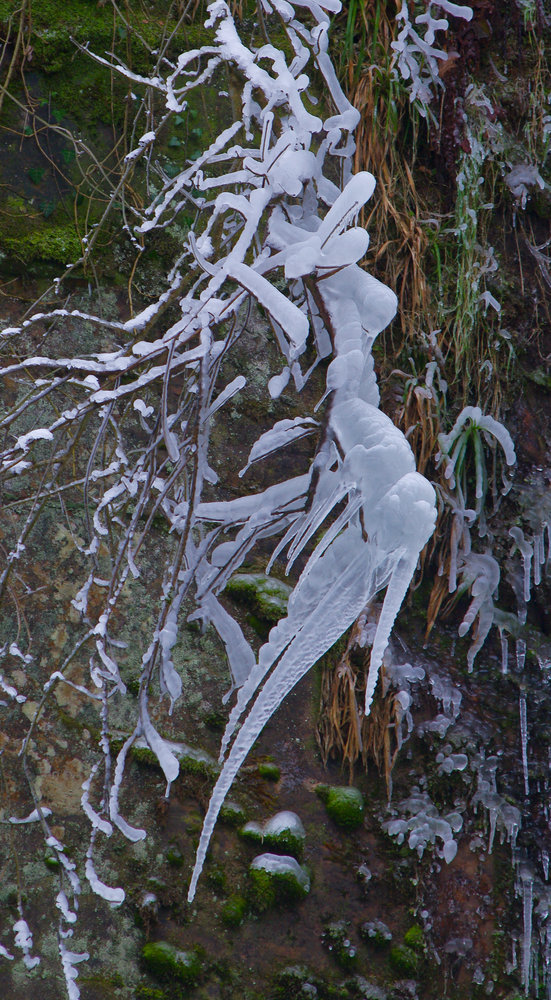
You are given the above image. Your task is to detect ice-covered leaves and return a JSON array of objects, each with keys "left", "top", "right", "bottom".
[{"left": 392, "top": 1, "right": 473, "bottom": 117}]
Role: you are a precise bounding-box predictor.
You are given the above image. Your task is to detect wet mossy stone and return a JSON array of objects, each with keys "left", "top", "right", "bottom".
[
  {"left": 220, "top": 894, "right": 248, "bottom": 927},
  {"left": 316, "top": 784, "right": 364, "bottom": 830},
  {"left": 225, "top": 572, "right": 292, "bottom": 627},
  {"left": 131, "top": 738, "right": 217, "bottom": 778},
  {"left": 389, "top": 945, "right": 418, "bottom": 977},
  {"left": 360, "top": 920, "right": 393, "bottom": 949},
  {"left": 240, "top": 811, "right": 306, "bottom": 858},
  {"left": 248, "top": 853, "right": 310, "bottom": 911},
  {"left": 141, "top": 941, "right": 202, "bottom": 985}
]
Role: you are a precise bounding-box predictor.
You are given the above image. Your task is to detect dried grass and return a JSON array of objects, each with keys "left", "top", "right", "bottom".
[{"left": 317, "top": 615, "right": 406, "bottom": 796}]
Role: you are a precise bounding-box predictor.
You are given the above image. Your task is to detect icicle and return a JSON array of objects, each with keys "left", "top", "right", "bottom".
[
  {"left": 521, "top": 867, "right": 534, "bottom": 993},
  {"left": 534, "top": 527, "right": 546, "bottom": 586},
  {"left": 500, "top": 629, "right": 508, "bottom": 675},
  {"left": 520, "top": 692, "right": 529, "bottom": 798},
  {"left": 516, "top": 638, "right": 527, "bottom": 672},
  {"left": 509, "top": 527, "right": 533, "bottom": 604}
]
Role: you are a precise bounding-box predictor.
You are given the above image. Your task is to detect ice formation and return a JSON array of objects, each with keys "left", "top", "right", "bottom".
[
  {"left": 382, "top": 787, "right": 463, "bottom": 864},
  {"left": 0, "top": 0, "right": 439, "bottom": 969},
  {"left": 392, "top": 2, "right": 473, "bottom": 116}
]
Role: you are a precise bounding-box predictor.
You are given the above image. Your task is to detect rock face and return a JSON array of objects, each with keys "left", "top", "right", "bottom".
[{"left": 1, "top": 1, "right": 551, "bottom": 999}]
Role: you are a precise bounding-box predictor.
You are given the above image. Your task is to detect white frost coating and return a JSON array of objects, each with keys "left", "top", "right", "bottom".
[
  {"left": 516, "top": 638, "right": 527, "bottom": 672},
  {"left": 0, "top": 674, "right": 26, "bottom": 703},
  {"left": 206, "top": 375, "right": 246, "bottom": 419},
  {"left": 383, "top": 787, "right": 461, "bottom": 863},
  {"left": 268, "top": 367, "right": 290, "bottom": 398},
  {"left": 471, "top": 751, "right": 522, "bottom": 854},
  {"left": 56, "top": 891, "right": 77, "bottom": 925},
  {"left": 13, "top": 428, "right": 54, "bottom": 452},
  {"left": 85, "top": 855, "right": 125, "bottom": 906},
  {"left": 9, "top": 806, "right": 52, "bottom": 824},
  {"left": 13, "top": 920, "right": 40, "bottom": 970},
  {"left": 506, "top": 164, "right": 545, "bottom": 209},
  {"left": 226, "top": 262, "right": 309, "bottom": 360},
  {"left": 239, "top": 417, "right": 318, "bottom": 476},
  {"left": 0, "top": 945, "right": 14, "bottom": 960},
  {"left": 59, "top": 940, "right": 89, "bottom": 1000},
  {"left": 81, "top": 770, "right": 113, "bottom": 838},
  {"left": 521, "top": 866, "right": 534, "bottom": 993},
  {"left": 392, "top": 2, "right": 473, "bottom": 116}
]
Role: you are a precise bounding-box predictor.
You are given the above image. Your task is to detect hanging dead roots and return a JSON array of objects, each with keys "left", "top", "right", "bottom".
[{"left": 316, "top": 614, "right": 406, "bottom": 796}]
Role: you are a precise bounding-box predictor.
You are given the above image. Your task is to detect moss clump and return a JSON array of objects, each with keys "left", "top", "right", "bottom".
[
  {"left": 258, "top": 761, "right": 281, "bottom": 781},
  {"left": 240, "top": 811, "right": 306, "bottom": 859},
  {"left": 2, "top": 225, "right": 82, "bottom": 270},
  {"left": 321, "top": 920, "right": 358, "bottom": 969},
  {"left": 360, "top": 919, "right": 393, "bottom": 949},
  {"left": 135, "top": 988, "right": 166, "bottom": 1000},
  {"left": 221, "top": 894, "right": 248, "bottom": 927},
  {"left": 132, "top": 744, "right": 158, "bottom": 767},
  {"left": 248, "top": 853, "right": 310, "bottom": 911},
  {"left": 166, "top": 844, "right": 184, "bottom": 869},
  {"left": 219, "top": 800, "right": 247, "bottom": 826},
  {"left": 316, "top": 784, "right": 364, "bottom": 830},
  {"left": 141, "top": 941, "right": 202, "bottom": 986},
  {"left": 404, "top": 925, "right": 424, "bottom": 952},
  {"left": 225, "top": 572, "right": 292, "bottom": 629},
  {"left": 389, "top": 945, "right": 418, "bottom": 977}
]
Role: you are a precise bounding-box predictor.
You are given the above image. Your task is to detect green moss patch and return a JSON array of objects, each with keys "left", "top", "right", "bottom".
[
  {"left": 141, "top": 941, "right": 203, "bottom": 986},
  {"left": 315, "top": 784, "right": 364, "bottom": 830},
  {"left": 248, "top": 853, "right": 310, "bottom": 911},
  {"left": 225, "top": 572, "right": 292, "bottom": 632}
]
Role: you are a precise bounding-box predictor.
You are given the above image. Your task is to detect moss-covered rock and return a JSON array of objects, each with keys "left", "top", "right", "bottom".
[
  {"left": 316, "top": 784, "right": 364, "bottom": 830},
  {"left": 225, "top": 572, "right": 292, "bottom": 632},
  {"left": 141, "top": 941, "right": 202, "bottom": 986},
  {"left": 240, "top": 810, "right": 306, "bottom": 858},
  {"left": 248, "top": 853, "right": 310, "bottom": 911}
]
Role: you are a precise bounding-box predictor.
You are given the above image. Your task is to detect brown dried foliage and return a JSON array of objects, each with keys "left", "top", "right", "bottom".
[{"left": 317, "top": 614, "right": 407, "bottom": 796}]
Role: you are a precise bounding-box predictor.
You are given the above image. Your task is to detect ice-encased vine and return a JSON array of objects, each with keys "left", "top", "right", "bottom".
[{"left": 0, "top": 0, "right": 436, "bottom": 971}]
